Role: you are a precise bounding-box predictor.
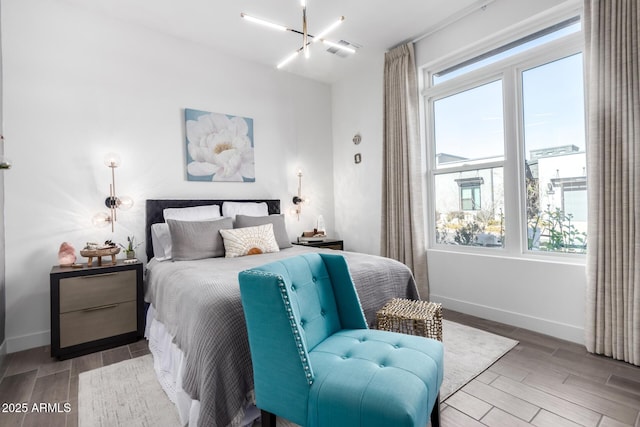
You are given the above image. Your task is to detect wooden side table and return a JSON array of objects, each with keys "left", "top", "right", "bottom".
[
  {"left": 292, "top": 238, "right": 344, "bottom": 251},
  {"left": 50, "top": 260, "right": 144, "bottom": 359}
]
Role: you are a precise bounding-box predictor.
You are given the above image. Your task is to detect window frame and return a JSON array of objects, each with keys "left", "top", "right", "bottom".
[{"left": 421, "top": 11, "right": 586, "bottom": 261}]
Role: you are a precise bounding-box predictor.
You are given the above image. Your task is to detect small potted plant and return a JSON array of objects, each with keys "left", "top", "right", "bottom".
[{"left": 120, "top": 235, "right": 142, "bottom": 260}]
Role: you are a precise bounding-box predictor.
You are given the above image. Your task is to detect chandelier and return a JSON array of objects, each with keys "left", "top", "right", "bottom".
[{"left": 241, "top": 0, "right": 355, "bottom": 69}]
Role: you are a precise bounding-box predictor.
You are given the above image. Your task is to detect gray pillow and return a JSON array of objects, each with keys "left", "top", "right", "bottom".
[
  {"left": 167, "top": 217, "right": 233, "bottom": 261},
  {"left": 234, "top": 214, "right": 292, "bottom": 249}
]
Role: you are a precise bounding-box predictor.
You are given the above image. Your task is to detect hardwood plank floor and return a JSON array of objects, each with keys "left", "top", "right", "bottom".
[
  {"left": 0, "top": 341, "right": 150, "bottom": 427},
  {"left": 0, "top": 310, "right": 638, "bottom": 427},
  {"left": 443, "top": 310, "right": 640, "bottom": 427}
]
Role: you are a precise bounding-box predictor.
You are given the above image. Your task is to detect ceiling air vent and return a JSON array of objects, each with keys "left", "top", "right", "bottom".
[{"left": 325, "top": 40, "right": 360, "bottom": 58}]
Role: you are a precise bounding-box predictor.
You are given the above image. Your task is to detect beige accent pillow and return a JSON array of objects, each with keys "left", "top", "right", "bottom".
[
  {"left": 234, "top": 214, "right": 292, "bottom": 249},
  {"left": 219, "top": 224, "right": 280, "bottom": 258}
]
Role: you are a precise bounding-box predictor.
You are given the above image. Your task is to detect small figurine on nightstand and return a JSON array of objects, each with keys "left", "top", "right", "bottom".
[{"left": 57, "top": 242, "right": 77, "bottom": 267}]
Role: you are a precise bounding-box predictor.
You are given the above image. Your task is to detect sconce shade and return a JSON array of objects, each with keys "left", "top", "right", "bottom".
[
  {"left": 118, "top": 195, "right": 134, "bottom": 210},
  {"left": 92, "top": 212, "right": 112, "bottom": 228},
  {"left": 103, "top": 152, "right": 121, "bottom": 168}
]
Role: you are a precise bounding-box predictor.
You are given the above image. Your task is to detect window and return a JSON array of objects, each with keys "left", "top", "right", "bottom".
[
  {"left": 522, "top": 53, "right": 587, "bottom": 253},
  {"left": 425, "top": 16, "right": 586, "bottom": 254},
  {"left": 458, "top": 178, "right": 482, "bottom": 211},
  {"left": 435, "top": 167, "right": 503, "bottom": 246}
]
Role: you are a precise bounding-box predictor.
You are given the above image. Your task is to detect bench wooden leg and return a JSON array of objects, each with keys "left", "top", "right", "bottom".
[
  {"left": 430, "top": 394, "right": 441, "bottom": 427},
  {"left": 261, "top": 410, "right": 276, "bottom": 427}
]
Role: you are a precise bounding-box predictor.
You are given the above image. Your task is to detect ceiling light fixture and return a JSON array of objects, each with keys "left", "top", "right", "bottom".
[{"left": 241, "top": 1, "right": 352, "bottom": 69}]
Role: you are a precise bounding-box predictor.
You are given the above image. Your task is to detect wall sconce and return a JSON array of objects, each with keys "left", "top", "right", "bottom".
[
  {"left": 92, "top": 153, "right": 133, "bottom": 232},
  {"left": 292, "top": 169, "right": 306, "bottom": 220},
  {"left": 0, "top": 135, "right": 12, "bottom": 170}
]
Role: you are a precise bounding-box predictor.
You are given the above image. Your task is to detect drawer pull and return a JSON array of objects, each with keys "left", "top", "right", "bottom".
[
  {"left": 80, "top": 273, "right": 118, "bottom": 279},
  {"left": 83, "top": 303, "right": 119, "bottom": 312}
]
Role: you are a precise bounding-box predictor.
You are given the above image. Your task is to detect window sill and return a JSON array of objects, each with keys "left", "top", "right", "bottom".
[{"left": 427, "top": 245, "right": 586, "bottom": 266}]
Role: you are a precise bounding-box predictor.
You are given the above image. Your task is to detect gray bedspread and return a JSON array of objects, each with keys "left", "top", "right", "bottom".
[{"left": 144, "top": 246, "right": 419, "bottom": 427}]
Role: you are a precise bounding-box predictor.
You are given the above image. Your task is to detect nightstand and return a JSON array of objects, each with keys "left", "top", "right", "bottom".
[
  {"left": 292, "top": 238, "right": 344, "bottom": 251},
  {"left": 50, "top": 260, "right": 144, "bottom": 360}
]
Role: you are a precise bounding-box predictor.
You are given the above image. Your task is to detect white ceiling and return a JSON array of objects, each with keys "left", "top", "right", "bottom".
[{"left": 63, "top": 0, "right": 483, "bottom": 83}]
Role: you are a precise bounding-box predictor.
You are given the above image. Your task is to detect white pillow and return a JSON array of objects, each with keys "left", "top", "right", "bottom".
[
  {"left": 221, "top": 201, "right": 268, "bottom": 220},
  {"left": 219, "top": 224, "right": 280, "bottom": 258},
  {"left": 151, "top": 223, "right": 172, "bottom": 261},
  {"left": 163, "top": 204, "right": 221, "bottom": 221}
]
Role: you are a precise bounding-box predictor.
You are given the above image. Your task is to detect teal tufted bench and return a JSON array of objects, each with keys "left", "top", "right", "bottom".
[{"left": 239, "top": 253, "right": 444, "bottom": 427}]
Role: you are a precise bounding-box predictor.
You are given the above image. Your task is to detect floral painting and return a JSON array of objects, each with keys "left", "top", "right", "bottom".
[{"left": 184, "top": 108, "right": 255, "bottom": 182}]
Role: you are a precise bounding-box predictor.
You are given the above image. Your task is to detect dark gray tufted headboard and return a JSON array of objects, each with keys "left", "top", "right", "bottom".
[{"left": 145, "top": 199, "right": 281, "bottom": 260}]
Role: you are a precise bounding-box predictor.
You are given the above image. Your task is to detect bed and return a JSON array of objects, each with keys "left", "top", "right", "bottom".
[{"left": 143, "top": 199, "right": 420, "bottom": 427}]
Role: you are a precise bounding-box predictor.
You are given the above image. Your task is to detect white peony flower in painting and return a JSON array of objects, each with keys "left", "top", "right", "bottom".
[{"left": 185, "top": 108, "right": 255, "bottom": 182}]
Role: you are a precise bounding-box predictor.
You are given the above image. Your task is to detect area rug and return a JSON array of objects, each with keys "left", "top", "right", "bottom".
[
  {"left": 78, "top": 354, "right": 181, "bottom": 427},
  {"left": 79, "top": 321, "right": 517, "bottom": 426},
  {"left": 440, "top": 319, "right": 518, "bottom": 400}
]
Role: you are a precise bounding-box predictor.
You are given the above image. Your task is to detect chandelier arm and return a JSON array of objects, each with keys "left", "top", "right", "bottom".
[
  {"left": 240, "top": 13, "right": 289, "bottom": 32},
  {"left": 289, "top": 29, "right": 315, "bottom": 38},
  {"left": 312, "top": 16, "right": 345, "bottom": 43},
  {"left": 302, "top": 6, "right": 308, "bottom": 58}
]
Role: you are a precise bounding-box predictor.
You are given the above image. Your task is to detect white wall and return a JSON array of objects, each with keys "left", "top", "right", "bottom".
[
  {"left": 2, "top": 0, "right": 334, "bottom": 352},
  {"left": 331, "top": 55, "right": 384, "bottom": 254},
  {"left": 333, "top": 0, "right": 587, "bottom": 343}
]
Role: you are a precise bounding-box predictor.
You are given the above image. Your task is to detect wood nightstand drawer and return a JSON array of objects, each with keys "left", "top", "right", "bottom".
[
  {"left": 60, "top": 301, "right": 137, "bottom": 347},
  {"left": 50, "top": 261, "right": 144, "bottom": 359},
  {"left": 59, "top": 270, "right": 136, "bottom": 313}
]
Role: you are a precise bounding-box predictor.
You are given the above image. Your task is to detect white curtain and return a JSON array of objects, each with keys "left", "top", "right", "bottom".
[
  {"left": 381, "top": 43, "right": 429, "bottom": 298},
  {"left": 584, "top": 0, "right": 640, "bottom": 365}
]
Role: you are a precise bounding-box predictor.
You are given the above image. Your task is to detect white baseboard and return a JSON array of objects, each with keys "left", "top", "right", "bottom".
[
  {"left": 431, "top": 294, "right": 585, "bottom": 345},
  {"left": 5, "top": 330, "right": 50, "bottom": 354}
]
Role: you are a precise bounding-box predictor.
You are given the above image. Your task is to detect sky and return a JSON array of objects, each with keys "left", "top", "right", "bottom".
[{"left": 432, "top": 22, "right": 585, "bottom": 163}]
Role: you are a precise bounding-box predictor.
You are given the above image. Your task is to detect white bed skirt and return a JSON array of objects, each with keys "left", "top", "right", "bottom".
[{"left": 145, "top": 305, "right": 260, "bottom": 427}]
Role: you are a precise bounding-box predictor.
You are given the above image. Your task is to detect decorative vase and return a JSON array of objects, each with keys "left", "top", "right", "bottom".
[{"left": 126, "top": 251, "right": 135, "bottom": 260}]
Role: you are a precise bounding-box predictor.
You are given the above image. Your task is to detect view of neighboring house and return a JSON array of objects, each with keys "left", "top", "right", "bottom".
[{"left": 435, "top": 144, "right": 586, "bottom": 252}]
